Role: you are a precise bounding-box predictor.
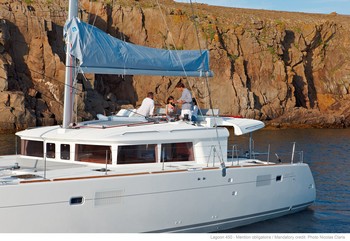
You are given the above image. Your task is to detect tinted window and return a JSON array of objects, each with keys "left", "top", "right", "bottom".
[
  {"left": 61, "top": 144, "right": 70, "bottom": 160},
  {"left": 161, "top": 142, "right": 194, "bottom": 162},
  {"left": 21, "top": 140, "right": 44, "bottom": 157},
  {"left": 46, "top": 143, "right": 55, "bottom": 158},
  {"left": 76, "top": 144, "right": 112, "bottom": 164},
  {"left": 117, "top": 144, "right": 156, "bottom": 164}
]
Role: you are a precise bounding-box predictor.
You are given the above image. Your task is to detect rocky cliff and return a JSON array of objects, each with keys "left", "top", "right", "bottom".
[{"left": 1, "top": 0, "right": 350, "bottom": 133}]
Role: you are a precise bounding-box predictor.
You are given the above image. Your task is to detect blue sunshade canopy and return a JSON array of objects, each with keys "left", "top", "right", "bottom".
[{"left": 64, "top": 17, "right": 213, "bottom": 77}]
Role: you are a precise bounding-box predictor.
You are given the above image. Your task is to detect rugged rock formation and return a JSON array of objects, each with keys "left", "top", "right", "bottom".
[{"left": 0, "top": 0, "right": 350, "bottom": 132}]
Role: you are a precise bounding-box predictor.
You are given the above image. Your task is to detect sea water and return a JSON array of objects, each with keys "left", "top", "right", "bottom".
[{"left": 226, "top": 128, "right": 350, "bottom": 233}]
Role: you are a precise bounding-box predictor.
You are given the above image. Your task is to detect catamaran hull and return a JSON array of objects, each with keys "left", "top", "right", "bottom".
[{"left": 0, "top": 163, "right": 315, "bottom": 233}]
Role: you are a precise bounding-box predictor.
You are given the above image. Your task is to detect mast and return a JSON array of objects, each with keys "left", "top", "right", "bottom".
[{"left": 62, "top": 0, "right": 78, "bottom": 128}]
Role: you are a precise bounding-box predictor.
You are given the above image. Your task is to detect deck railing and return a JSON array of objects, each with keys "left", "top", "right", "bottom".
[{"left": 228, "top": 142, "right": 304, "bottom": 164}]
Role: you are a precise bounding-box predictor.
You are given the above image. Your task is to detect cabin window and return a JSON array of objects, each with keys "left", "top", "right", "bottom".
[
  {"left": 117, "top": 144, "right": 157, "bottom": 164},
  {"left": 61, "top": 144, "right": 70, "bottom": 160},
  {"left": 21, "top": 140, "right": 43, "bottom": 157},
  {"left": 75, "top": 144, "right": 112, "bottom": 164},
  {"left": 46, "top": 143, "right": 55, "bottom": 158},
  {"left": 161, "top": 142, "right": 194, "bottom": 162}
]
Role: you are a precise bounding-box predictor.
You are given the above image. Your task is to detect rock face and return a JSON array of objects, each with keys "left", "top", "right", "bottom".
[{"left": 1, "top": 0, "right": 350, "bottom": 132}]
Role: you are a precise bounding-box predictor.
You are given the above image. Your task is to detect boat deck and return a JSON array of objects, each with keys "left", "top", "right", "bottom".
[{"left": 0, "top": 155, "right": 276, "bottom": 185}]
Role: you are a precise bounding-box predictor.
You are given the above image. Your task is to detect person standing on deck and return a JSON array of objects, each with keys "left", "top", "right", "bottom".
[
  {"left": 175, "top": 82, "right": 192, "bottom": 120},
  {"left": 136, "top": 92, "right": 154, "bottom": 117}
]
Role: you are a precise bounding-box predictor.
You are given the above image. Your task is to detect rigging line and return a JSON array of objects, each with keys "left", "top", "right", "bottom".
[
  {"left": 185, "top": 1, "right": 225, "bottom": 167},
  {"left": 15, "top": 66, "right": 73, "bottom": 107},
  {"left": 154, "top": 0, "right": 202, "bottom": 113},
  {"left": 176, "top": 1, "right": 204, "bottom": 115},
  {"left": 85, "top": 0, "right": 99, "bottom": 49},
  {"left": 89, "top": 1, "right": 98, "bottom": 27},
  {"left": 154, "top": 0, "right": 199, "bottom": 117},
  {"left": 189, "top": 0, "right": 202, "bottom": 53},
  {"left": 205, "top": 75, "right": 225, "bottom": 166},
  {"left": 186, "top": 0, "right": 204, "bottom": 105},
  {"left": 154, "top": 0, "right": 189, "bottom": 78}
]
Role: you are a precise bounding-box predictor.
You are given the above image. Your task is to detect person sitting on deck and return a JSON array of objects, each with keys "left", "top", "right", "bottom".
[
  {"left": 191, "top": 98, "right": 199, "bottom": 122},
  {"left": 165, "top": 96, "right": 177, "bottom": 120},
  {"left": 136, "top": 92, "right": 155, "bottom": 117}
]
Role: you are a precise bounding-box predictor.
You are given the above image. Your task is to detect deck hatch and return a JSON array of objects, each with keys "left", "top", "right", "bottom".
[{"left": 11, "top": 174, "right": 42, "bottom": 179}]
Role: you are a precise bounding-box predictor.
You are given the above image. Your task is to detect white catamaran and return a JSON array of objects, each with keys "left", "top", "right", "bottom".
[{"left": 0, "top": 0, "right": 315, "bottom": 232}]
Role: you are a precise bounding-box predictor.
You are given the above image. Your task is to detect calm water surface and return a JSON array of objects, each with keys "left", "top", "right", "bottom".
[
  {"left": 228, "top": 128, "right": 350, "bottom": 233},
  {"left": 0, "top": 129, "right": 349, "bottom": 233}
]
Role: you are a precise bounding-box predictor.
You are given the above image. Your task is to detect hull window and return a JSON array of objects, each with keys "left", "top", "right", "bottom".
[
  {"left": 21, "top": 140, "right": 43, "bottom": 157},
  {"left": 75, "top": 144, "right": 112, "bottom": 164},
  {"left": 117, "top": 144, "right": 157, "bottom": 164},
  {"left": 70, "top": 197, "right": 84, "bottom": 205},
  {"left": 276, "top": 175, "right": 283, "bottom": 182},
  {"left": 161, "top": 142, "right": 194, "bottom": 162}
]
